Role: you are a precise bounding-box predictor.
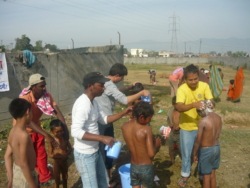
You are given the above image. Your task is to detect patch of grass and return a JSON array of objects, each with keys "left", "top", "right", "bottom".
[
  {"left": 0, "top": 124, "right": 12, "bottom": 140},
  {"left": 41, "top": 118, "right": 56, "bottom": 131}
]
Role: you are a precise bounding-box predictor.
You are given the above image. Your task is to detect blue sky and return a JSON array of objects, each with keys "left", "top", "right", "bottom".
[{"left": 1, "top": 0, "right": 250, "bottom": 52}]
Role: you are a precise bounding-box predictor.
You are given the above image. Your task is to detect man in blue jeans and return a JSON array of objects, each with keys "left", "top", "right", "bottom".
[
  {"left": 95, "top": 63, "right": 149, "bottom": 187},
  {"left": 176, "top": 64, "right": 214, "bottom": 187},
  {"left": 71, "top": 72, "right": 132, "bottom": 188}
]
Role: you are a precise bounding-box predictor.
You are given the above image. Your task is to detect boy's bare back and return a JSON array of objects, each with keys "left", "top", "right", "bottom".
[
  {"left": 8, "top": 126, "right": 36, "bottom": 170},
  {"left": 199, "top": 112, "right": 222, "bottom": 147},
  {"left": 121, "top": 119, "right": 155, "bottom": 165}
]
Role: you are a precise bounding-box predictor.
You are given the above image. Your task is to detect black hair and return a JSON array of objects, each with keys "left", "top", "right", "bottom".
[
  {"left": 230, "top": 79, "right": 234, "bottom": 85},
  {"left": 109, "top": 63, "right": 128, "bottom": 76},
  {"left": 218, "top": 68, "right": 222, "bottom": 72},
  {"left": 184, "top": 64, "right": 199, "bottom": 79},
  {"left": 200, "top": 68, "right": 205, "bottom": 71},
  {"left": 131, "top": 83, "right": 144, "bottom": 95},
  {"left": 132, "top": 101, "right": 154, "bottom": 119},
  {"left": 50, "top": 119, "right": 63, "bottom": 131},
  {"left": 172, "top": 96, "right": 177, "bottom": 105},
  {"left": 9, "top": 98, "right": 31, "bottom": 119}
]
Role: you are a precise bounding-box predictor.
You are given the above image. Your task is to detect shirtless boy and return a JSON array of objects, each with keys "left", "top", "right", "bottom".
[
  {"left": 4, "top": 98, "right": 38, "bottom": 188},
  {"left": 193, "top": 101, "right": 222, "bottom": 188},
  {"left": 121, "top": 101, "right": 161, "bottom": 188},
  {"left": 166, "top": 96, "right": 181, "bottom": 166},
  {"left": 48, "top": 119, "right": 72, "bottom": 188}
]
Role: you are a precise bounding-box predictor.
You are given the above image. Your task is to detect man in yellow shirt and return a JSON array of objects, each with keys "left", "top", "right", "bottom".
[{"left": 176, "top": 64, "right": 214, "bottom": 187}]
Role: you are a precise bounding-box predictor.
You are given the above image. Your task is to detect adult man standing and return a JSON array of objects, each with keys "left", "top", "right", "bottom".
[
  {"left": 71, "top": 72, "right": 132, "bottom": 188},
  {"left": 95, "top": 63, "right": 149, "bottom": 187},
  {"left": 19, "top": 73, "right": 69, "bottom": 186},
  {"left": 175, "top": 64, "right": 214, "bottom": 187}
]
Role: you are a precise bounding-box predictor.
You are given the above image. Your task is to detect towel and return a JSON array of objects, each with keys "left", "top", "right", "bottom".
[
  {"left": 209, "top": 65, "right": 223, "bottom": 100},
  {"left": 19, "top": 88, "right": 54, "bottom": 116}
]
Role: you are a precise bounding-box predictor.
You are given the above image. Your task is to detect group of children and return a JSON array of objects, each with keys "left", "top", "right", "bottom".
[
  {"left": 5, "top": 98, "right": 71, "bottom": 188},
  {"left": 5, "top": 80, "right": 221, "bottom": 188}
]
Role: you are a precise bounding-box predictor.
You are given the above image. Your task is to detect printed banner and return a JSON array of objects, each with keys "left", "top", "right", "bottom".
[{"left": 0, "top": 53, "right": 10, "bottom": 92}]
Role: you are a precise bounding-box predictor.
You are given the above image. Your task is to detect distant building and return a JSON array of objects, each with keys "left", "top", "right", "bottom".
[
  {"left": 159, "top": 50, "right": 176, "bottom": 57},
  {"left": 131, "top": 49, "right": 148, "bottom": 57}
]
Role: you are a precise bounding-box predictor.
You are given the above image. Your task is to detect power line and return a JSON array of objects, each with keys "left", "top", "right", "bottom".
[
  {"left": 3, "top": 0, "right": 164, "bottom": 34},
  {"left": 169, "top": 12, "right": 179, "bottom": 53}
]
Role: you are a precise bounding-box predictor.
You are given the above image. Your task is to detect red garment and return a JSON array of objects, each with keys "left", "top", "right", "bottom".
[
  {"left": 30, "top": 133, "right": 51, "bottom": 183},
  {"left": 232, "top": 67, "right": 245, "bottom": 101},
  {"left": 19, "top": 91, "right": 55, "bottom": 183}
]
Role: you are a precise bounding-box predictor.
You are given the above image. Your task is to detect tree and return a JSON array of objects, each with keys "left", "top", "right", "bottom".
[
  {"left": 232, "top": 51, "right": 246, "bottom": 57},
  {"left": 34, "top": 40, "right": 43, "bottom": 51},
  {"left": 227, "top": 51, "right": 232, "bottom": 57},
  {"left": 45, "top": 44, "right": 59, "bottom": 52},
  {"left": 123, "top": 48, "right": 129, "bottom": 54},
  {"left": 209, "top": 51, "right": 217, "bottom": 56},
  {"left": 14, "top": 34, "right": 33, "bottom": 51},
  {"left": 0, "top": 45, "right": 6, "bottom": 52}
]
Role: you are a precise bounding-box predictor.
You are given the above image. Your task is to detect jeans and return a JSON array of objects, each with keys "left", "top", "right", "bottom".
[
  {"left": 180, "top": 129, "right": 198, "bottom": 177},
  {"left": 74, "top": 150, "right": 108, "bottom": 188}
]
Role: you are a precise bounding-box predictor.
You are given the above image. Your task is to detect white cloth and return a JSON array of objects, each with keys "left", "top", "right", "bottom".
[{"left": 71, "top": 94, "right": 107, "bottom": 154}]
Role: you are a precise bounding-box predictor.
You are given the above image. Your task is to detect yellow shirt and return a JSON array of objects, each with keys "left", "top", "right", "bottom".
[{"left": 176, "top": 81, "right": 213, "bottom": 131}]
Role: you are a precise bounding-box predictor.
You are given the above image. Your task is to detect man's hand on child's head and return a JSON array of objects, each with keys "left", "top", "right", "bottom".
[
  {"left": 193, "top": 101, "right": 206, "bottom": 111},
  {"left": 102, "top": 136, "right": 116, "bottom": 147},
  {"left": 123, "top": 106, "right": 133, "bottom": 115},
  {"left": 142, "top": 90, "right": 149, "bottom": 96}
]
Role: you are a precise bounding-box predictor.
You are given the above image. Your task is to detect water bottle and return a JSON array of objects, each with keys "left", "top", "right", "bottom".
[{"left": 141, "top": 92, "right": 151, "bottom": 103}]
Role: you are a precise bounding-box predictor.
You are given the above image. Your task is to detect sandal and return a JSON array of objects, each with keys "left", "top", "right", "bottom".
[{"left": 178, "top": 177, "right": 188, "bottom": 187}]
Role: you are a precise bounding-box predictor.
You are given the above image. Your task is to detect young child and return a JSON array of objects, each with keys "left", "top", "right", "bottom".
[
  {"left": 128, "top": 83, "right": 153, "bottom": 123},
  {"left": 166, "top": 96, "right": 181, "bottom": 166},
  {"left": 193, "top": 101, "right": 222, "bottom": 188},
  {"left": 129, "top": 83, "right": 153, "bottom": 105},
  {"left": 227, "top": 80, "right": 234, "bottom": 101},
  {"left": 148, "top": 69, "right": 156, "bottom": 84},
  {"left": 48, "top": 119, "right": 72, "bottom": 188},
  {"left": 121, "top": 101, "right": 161, "bottom": 188},
  {"left": 4, "top": 98, "right": 38, "bottom": 188}
]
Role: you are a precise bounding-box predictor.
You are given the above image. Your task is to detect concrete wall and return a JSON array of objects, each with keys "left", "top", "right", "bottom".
[
  {"left": 0, "top": 45, "right": 124, "bottom": 130},
  {"left": 124, "top": 57, "right": 250, "bottom": 68}
]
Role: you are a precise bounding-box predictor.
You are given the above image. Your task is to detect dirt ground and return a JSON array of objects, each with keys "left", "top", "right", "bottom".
[{"left": 0, "top": 63, "right": 249, "bottom": 188}]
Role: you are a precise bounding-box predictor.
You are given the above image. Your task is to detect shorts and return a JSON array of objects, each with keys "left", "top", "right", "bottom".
[
  {"left": 168, "top": 131, "right": 180, "bottom": 148},
  {"left": 130, "top": 163, "right": 154, "bottom": 188},
  {"left": 198, "top": 144, "right": 220, "bottom": 175},
  {"left": 13, "top": 163, "right": 38, "bottom": 188}
]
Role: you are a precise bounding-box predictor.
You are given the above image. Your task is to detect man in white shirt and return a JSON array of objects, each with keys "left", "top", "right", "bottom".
[{"left": 71, "top": 72, "right": 131, "bottom": 188}]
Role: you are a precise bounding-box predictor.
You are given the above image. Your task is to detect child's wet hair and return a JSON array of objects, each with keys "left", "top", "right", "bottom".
[
  {"left": 230, "top": 79, "right": 234, "bottom": 85},
  {"left": 50, "top": 119, "right": 63, "bottom": 131},
  {"left": 9, "top": 98, "right": 31, "bottom": 119},
  {"left": 131, "top": 83, "right": 144, "bottom": 95},
  {"left": 132, "top": 101, "right": 154, "bottom": 118},
  {"left": 172, "top": 96, "right": 177, "bottom": 105}
]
